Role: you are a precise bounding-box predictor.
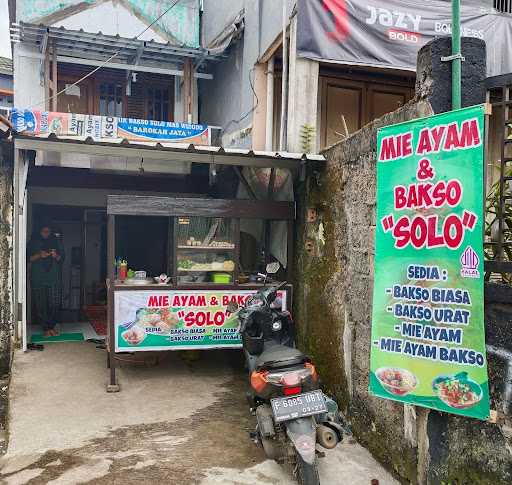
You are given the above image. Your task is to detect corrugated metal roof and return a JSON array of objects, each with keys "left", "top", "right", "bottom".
[
  {"left": 10, "top": 22, "right": 224, "bottom": 72},
  {"left": 0, "top": 57, "right": 13, "bottom": 76},
  {"left": 14, "top": 133, "right": 325, "bottom": 170}
]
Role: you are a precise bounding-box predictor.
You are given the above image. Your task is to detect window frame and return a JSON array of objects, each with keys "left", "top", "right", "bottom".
[
  {"left": 144, "top": 80, "right": 174, "bottom": 122},
  {"left": 96, "top": 79, "right": 127, "bottom": 118}
]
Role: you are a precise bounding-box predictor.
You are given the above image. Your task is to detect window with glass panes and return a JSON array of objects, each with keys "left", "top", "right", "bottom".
[
  {"left": 147, "top": 86, "right": 171, "bottom": 121},
  {"left": 99, "top": 83, "right": 123, "bottom": 117}
]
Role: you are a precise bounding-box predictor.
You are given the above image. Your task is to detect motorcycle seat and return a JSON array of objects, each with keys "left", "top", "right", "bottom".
[{"left": 256, "top": 345, "right": 308, "bottom": 370}]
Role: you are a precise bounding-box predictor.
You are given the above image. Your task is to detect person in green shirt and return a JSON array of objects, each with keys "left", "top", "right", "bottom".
[{"left": 28, "top": 223, "right": 65, "bottom": 337}]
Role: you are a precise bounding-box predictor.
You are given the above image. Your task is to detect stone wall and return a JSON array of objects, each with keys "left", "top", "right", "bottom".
[
  {"left": 294, "top": 38, "right": 512, "bottom": 484},
  {"left": 295, "top": 100, "right": 434, "bottom": 483},
  {"left": 295, "top": 102, "right": 512, "bottom": 485},
  {"left": 0, "top": 141, "right": 13, "bottom": 376}
]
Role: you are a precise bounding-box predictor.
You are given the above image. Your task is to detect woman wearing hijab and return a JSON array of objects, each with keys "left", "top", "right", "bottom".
[{"left": 28, "top": 223, "right": 65, "bottom": 337}]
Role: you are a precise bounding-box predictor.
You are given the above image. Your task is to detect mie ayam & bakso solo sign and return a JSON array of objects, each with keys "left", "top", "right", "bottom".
[
  {"left": 370, "top": 105, "right": 490, "bottom": 420},
  {"left": 114, "top": 290, "right": 287, "bottom": 352}
]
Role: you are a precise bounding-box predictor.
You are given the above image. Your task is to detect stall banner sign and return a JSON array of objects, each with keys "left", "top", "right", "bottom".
[
  {"left": 369, "top": 105, "right": 490, "bottom": 420},
  {"left": 297, "top": 0, "right": 512, "bottom": 77},
  {"left": 114, "top": 290, "right": 287, "bottom": 351},
  {"left": 11, "top": 108, "right": 211, "bottom": 145}
]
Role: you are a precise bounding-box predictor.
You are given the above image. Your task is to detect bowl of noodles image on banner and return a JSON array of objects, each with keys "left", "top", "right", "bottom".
[
  {"left": 135, "top": 308, "right": 180, "bottom": 334},
  {"left": 432, "top": 372, "right": 483, "bottom": 409},
  {"left": 375, "top": 368, "right": 418, "bottom": 397},
  {"left": 120, "top": 321, "right": 147, "bottom": 346}
]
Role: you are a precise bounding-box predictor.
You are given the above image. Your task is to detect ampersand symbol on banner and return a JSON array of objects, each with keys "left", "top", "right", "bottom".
[{"left": 417, "top": 158, "right": 435, "bottom": 180}]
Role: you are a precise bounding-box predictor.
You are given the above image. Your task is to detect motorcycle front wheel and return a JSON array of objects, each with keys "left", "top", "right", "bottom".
[{"left": 295, "top": 452, "right": 320, "bottom": 485}]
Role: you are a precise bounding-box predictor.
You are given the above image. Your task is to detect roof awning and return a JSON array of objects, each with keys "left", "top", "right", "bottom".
[
  {"left": 14, "top": 134, "right": 325, "bottom": 171},
  {"left": 206, "top": 10, "right": 245, "bottom": 56},
  {"left": 11, "top": 22, "right": 224, "bottom": 78}
]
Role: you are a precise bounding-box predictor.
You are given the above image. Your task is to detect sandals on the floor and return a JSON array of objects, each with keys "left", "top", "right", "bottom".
[{"left": 27, "top": 343, "right": 44, "bottom": 351}]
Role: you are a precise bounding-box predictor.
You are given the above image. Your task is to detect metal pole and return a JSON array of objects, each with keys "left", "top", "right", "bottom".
[
  {"left": 265, "top": 57, "right": 275, "bottom": 151},
  {"left": 452, "top": 0, "right": 462, "bottom": 110},
  {"left": 279, "top": 0, "right": 288, "bottom": 151}
]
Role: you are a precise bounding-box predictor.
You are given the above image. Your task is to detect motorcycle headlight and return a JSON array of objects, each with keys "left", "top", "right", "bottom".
[{"left": 272, "top": 320, "right": 282, "bottom": 331}]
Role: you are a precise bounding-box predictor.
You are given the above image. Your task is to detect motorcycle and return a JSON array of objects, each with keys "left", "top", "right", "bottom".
[{"left": 228, "top": 263, "right": 344, "bottom": 485}]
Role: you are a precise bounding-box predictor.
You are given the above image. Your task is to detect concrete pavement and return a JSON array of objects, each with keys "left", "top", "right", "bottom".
[{"left": 0, "top": 343, "right": 399, "bottom": 484}]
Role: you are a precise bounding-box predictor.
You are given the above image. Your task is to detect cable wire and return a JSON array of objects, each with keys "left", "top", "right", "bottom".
[
  {"left": 221, "top": 65, "right": 259, "bottom": 137},
  {"left": 28, "top": 0, "right": 183, "bottom": 110}
]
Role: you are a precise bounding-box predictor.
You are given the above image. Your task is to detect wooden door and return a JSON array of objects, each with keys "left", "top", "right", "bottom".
[
  {"left": 57, "top": 79, "right": 92, "bottom": 114},
  {"left": 367, "top": 84, "right": 412, "bottom": 121},
  {"left": 321, "top": 78, "right": 365, "bottom": 148},
  {"left": 320, "top": 76, "right": 413, "bottom": 149}
]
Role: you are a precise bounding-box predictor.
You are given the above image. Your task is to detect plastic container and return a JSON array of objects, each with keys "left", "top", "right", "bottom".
[{"left": 212, "top": 273, "right": 231, "bottom": 283}]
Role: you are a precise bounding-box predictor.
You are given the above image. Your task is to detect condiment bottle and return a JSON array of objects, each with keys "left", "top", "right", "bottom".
[{"left": 119, "top": 260, "right": 128, "bottom": 280}]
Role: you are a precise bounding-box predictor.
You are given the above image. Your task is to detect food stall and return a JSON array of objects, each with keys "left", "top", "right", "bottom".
[{"left": 106, "top": 194, "right": 295, "bottom": 390}]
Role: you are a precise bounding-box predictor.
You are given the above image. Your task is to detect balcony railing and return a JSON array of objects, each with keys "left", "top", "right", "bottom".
[{"left": 495, "top": 0, "right": 512, "bottom": 14}]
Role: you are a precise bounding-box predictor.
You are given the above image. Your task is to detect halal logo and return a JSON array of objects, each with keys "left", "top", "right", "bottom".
[
  {"left": 323, "top": 0, "right": 349, "bottom": 41},
  {"left": 460, "top": 246, "right": 480, "bottom": 278}
]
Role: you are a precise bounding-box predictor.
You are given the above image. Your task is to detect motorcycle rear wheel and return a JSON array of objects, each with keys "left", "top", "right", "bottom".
[{"left": 295, "top": 453, "right": 320, "bottom": 485}]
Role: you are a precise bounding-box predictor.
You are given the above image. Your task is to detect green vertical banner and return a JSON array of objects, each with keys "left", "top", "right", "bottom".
[{"left": 370, "top": 105, "right": 490, "bottom": 420}]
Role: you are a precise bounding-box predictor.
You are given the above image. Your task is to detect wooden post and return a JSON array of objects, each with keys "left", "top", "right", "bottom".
[
  {"left": 106, "top": 215, "right": 119, "bottom": 392},
  {"left": 263, "top": 168, "right": 277, "bottom": 265},
  {"left": 182, "top": 59, "right": 193, "bottom": 123},
  {"left": 51, "top": 45, "right": 58, "bottom": 112},
  {"left": 287, "top": 218, "right": 294, "bottom": 281},
  {"left": 234, "top": 218, "right": 241, "bottom": 284},
  {"left": 44, "top": 51, "right": 50, "bottom": 111}
]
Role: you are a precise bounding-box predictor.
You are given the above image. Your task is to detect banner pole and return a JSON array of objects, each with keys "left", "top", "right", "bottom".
[{"left": 452, "top": 0, "right": 462, "bottom": 110}]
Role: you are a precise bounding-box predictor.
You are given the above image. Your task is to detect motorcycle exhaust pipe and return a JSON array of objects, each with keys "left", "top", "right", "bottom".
[{"left": 316, "top": 424, "right": 339, "bottom": 449}]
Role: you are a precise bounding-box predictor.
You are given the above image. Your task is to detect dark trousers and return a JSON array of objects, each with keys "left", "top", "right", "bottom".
[{"left": 32, "top": 286, "right": 61, "bottom": 331}]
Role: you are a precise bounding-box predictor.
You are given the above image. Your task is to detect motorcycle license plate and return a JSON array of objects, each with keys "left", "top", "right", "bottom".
[{"left": 271, "top": 390, "right": 327, "bottom": 423}]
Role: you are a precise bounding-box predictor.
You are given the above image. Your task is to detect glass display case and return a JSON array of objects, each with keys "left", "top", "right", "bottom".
[
  {"left": 106, "top": 193, "right": 296, "bottom": 389},
  {"left": 175, "top": 217, "right": 237, "bottom": 285},
  {"left": 107, "top": 195, "right": 295, "bottom": 288}
]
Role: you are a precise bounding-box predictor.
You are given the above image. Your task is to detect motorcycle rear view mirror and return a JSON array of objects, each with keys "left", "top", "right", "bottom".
[
  {"left": 227, "top": 301, "right": 239, "bottom": 313},
  {"left": 266, "top": 262, "right": 280, "bottom": 275}
]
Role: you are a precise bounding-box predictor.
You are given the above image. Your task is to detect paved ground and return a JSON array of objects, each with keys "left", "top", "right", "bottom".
[{"left": 0, "top": 343, "right": 399, "bottom": 484}]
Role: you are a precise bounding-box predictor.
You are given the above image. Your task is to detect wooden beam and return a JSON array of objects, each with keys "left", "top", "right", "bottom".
[
  {"left": 21, "top": 52, "right": 214, "bottom": 79},
  {"left": 107, "top": 195, "right": 296, "bottom": 220},
  {"left": 51, "top": 45, "right": 58, "bottom": 112},
  {"left": 182, "top": 58, "right": 193, "bottom": 122},
  {"left": 28, "top": 166, "right": 209, "bottom": 194},
  {"left": 264, "top": 168, "right": 277, "bottom": 264},
  {"left": 43, "top": 50, "right": 50, "bottom": 111}
]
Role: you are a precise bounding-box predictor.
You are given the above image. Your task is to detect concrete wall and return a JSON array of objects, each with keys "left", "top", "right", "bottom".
[
  {"left": 295, "top": 104, "right": 512, "bottom": 485},
  {"left": 199, "top": 0, "right": 295, "bottom": 147},
  {"left": 294, "top": 38, "right": 512, "bottom": 484},
  {"left": 0, "top": 142, "right": 13, "bottom": 375},
  {"left": 12, "top": 43, "right": 45, "bottom": 110},
  {"left": 295, "top": 100, "right": 434, "bottom": 484}
]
